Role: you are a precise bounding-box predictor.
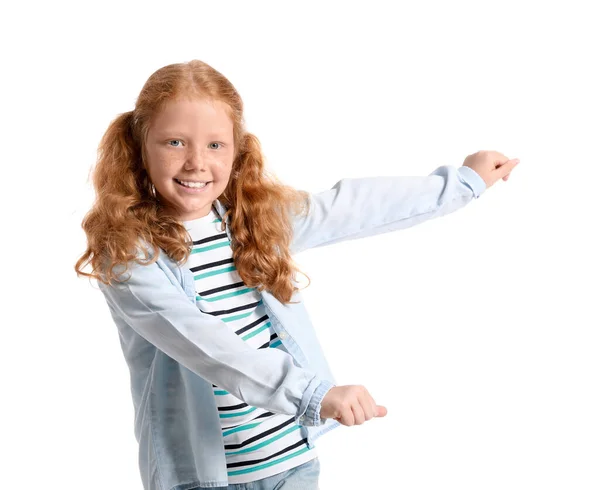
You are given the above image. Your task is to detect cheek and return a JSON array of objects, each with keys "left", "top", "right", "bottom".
[
  {"left": 216, "top": 166, "right": 233, "bottom": 183},
  {"left": 218, "top": 156, "right": 235, "bottom": 176},
  {"left": 149, "top": 158, "right": 179, "bottom": 180}
]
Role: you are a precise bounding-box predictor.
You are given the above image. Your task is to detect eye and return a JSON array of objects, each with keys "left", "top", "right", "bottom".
[
  {"left": 168, "top": 140, "right": 182, "bottom": 147},
  {"left": 209, "top": 142, "right": 223, "bottom": 150}
]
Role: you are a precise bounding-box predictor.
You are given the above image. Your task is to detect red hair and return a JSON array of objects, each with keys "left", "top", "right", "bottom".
[{"left": 75, "top": 59, "right": 311, "bottom": 304}]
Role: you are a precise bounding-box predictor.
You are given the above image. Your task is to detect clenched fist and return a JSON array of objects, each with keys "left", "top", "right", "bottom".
[{"left": 319, "top": 385, "right": 387, "bottom": 426}]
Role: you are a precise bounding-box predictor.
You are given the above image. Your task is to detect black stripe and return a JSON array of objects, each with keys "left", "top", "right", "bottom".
[
  {"left": 192, "top": 233, "right": 227, "bottom": 246},
  {"left": 200, "top": 300, "right": 261, "bottom": 317},
  {"left": 234, "top": 315, "right": 269, "bottom": 336},
  {"left": 259, "top": 333, "right": 278, "bottom": 349},
  {"left": 219, "top": 402, "right": 249, "bottom": 412},
  {"left": 226, "top": 439, "right": 309, "bottom": 468},
  {"left": 223, "top": 411, "right": 274, "bottom": 428},
  {"left": 199, "top": 281, "right": 246, "bottom": 297},
  {"left": 251, "top": 411, "right": 274, "bottom": 420},
  {"left": 224, "top": 417, "right": 295, "bottom": 449},
  {"left": 189, "top": 257, "right": 234, "bottom": 273}
]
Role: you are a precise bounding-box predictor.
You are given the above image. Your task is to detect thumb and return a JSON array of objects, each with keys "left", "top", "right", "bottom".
[
  {"left": 495, "top": 158, "right": 520, "bottom": 178},
  {"left": 376, "top": 405, "right": 388, "bottom": 417}
]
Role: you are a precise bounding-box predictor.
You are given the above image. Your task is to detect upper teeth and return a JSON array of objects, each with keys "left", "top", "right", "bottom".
[{"left": 177, "top": 179, "right": 208, "bottom": 188}]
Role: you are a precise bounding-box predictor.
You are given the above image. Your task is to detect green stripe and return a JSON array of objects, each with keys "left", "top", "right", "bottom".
[
  {"left": 198, "top": 288, "right": 253, "bottom": 302},
  {"left": 193, "top": 265, "right": 236, "bottom": 280},
  {"left": 191, "top": 241, "right": 230, "bottom": 254},
  {"left": 270, "top": 340, "right": 282, "bottom": 348},
  {"left": 214, "top": 390, "right": 228, "bottom": 395},
  {"left": 219, "top": 406, "right": 258, "bottom": 418},
  {"left": 227, "top": 447, "right": 311, "bottom": 476},
  {"left": 242, "top": 322, "right": 271, "bottom": 341},
  {"left": 222, "top": 422, "right": 262, "bottom": 437},
  {"left": 225, "top": 425, "right": 301, "bottom": 456},
  {"left": 222, "top": 311, "right": 253, "bottom": 323}
]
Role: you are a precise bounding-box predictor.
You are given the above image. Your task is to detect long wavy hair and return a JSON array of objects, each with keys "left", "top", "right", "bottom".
[{"left": 75, "top": 59, "right": 312, "bottom": 304}]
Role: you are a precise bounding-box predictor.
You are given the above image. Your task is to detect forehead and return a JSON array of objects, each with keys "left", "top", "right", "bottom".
[{"left": 149, "top": 98, "right": 233, "bottom": 136}]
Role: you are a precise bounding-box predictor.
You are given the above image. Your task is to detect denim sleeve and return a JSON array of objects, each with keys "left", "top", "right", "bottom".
[
  {"left": 297, "top": 379, "right": 336, "bottom": 426},
  {"left": 291, "top": 165, "right": 487, "bottom": 255},
  {"left": 98, "top": 257, "right": 330, "bottom": 427}
]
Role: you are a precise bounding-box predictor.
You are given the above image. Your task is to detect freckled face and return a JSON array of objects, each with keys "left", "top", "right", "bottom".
[{"left": 144, "top": 98, "right": 235, "bottom": 221}]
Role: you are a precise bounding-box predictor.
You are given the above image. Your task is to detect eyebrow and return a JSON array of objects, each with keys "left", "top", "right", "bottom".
[{"left": 154, "top": 129, "right": 229, "bottom": 138}]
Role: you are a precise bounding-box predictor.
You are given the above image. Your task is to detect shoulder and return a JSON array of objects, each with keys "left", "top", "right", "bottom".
[{"left": 99, "top": 239, "right": 177, "bottom": 285}]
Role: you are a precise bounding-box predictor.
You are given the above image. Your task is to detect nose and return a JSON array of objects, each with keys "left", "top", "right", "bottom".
[{"left": 184, "top": 146, "right": 209, "bottom": 172}]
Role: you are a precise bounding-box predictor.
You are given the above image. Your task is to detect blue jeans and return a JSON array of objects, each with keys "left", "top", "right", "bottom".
[{"left": 212, "top": 457, "right": 321, "bottom": 489}]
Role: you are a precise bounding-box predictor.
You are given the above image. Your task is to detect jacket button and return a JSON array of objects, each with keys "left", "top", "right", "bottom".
[{"left": 279, "top": 331, "right": 288, "bottom": 339}]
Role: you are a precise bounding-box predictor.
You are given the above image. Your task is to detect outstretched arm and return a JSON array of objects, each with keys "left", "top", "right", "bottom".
[{"left": 290, "top": 165, "right": 486, "bottom": 254}]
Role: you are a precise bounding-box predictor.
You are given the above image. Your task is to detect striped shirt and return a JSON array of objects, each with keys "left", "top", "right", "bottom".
[{"left": 182, "top": 202, "right": 318, "bottom": 484}]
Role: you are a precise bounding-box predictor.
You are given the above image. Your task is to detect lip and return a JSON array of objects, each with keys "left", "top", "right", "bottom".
[
  {"left": 174, "top": 179, "right": 212, "bottom": 193},
  {"left": 174, "top": 178, "right": 211, "bottom": 184}
]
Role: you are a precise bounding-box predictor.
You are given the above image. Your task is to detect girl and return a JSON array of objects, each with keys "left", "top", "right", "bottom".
[{"left": 75, "top": 59, "right": 519, "bottom": 490}]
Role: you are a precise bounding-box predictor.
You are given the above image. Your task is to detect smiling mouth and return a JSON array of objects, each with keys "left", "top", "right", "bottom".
[{"left": 174, "top": 178, "right": 212, "bottom": 189}]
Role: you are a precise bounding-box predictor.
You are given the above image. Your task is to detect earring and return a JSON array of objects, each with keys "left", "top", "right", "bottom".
[{"left": 150, "top": 183, "right": 157, "bottom": 198}]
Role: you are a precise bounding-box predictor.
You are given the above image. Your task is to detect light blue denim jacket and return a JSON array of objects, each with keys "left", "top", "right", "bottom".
[{"left": 98, "top": 165, "right": 486, "bottom": 490}]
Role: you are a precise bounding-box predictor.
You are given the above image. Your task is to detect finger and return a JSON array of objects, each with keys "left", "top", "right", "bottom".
[
  {"left": 359, "top": 391, "right": 377, "bottom": 421},
  {"left": 360, "top": 401, "right": 377, "bottom": 422},
  {"left": 339, "top": 407, "right": 355, "bottom": 427},
  {"left": 494, "top": 156, "right": 513, "bottom": 169},
  {"left": 494, "top": 158, "right": 519, "bottom": 179},
  {"left": 362, "top": 401, "right": 375, "bottom": 421},
  {"left": 351, "top": 403, "right": 366, "bottom": 425},
  {"left": 503, "top": 173, "right": 510, "bottom": 182}
]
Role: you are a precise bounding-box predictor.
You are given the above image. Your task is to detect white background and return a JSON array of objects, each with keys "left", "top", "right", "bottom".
[{"left": 2, "top": 1, "right": 599, "bottom": 489}]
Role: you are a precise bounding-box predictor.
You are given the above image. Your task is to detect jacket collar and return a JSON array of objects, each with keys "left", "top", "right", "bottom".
[
  {"left": 212, "top": 198, "right": 232, "bottom": 242},
  {"left": 213, "top": 198, "right": 228, "bottom": 222}
]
